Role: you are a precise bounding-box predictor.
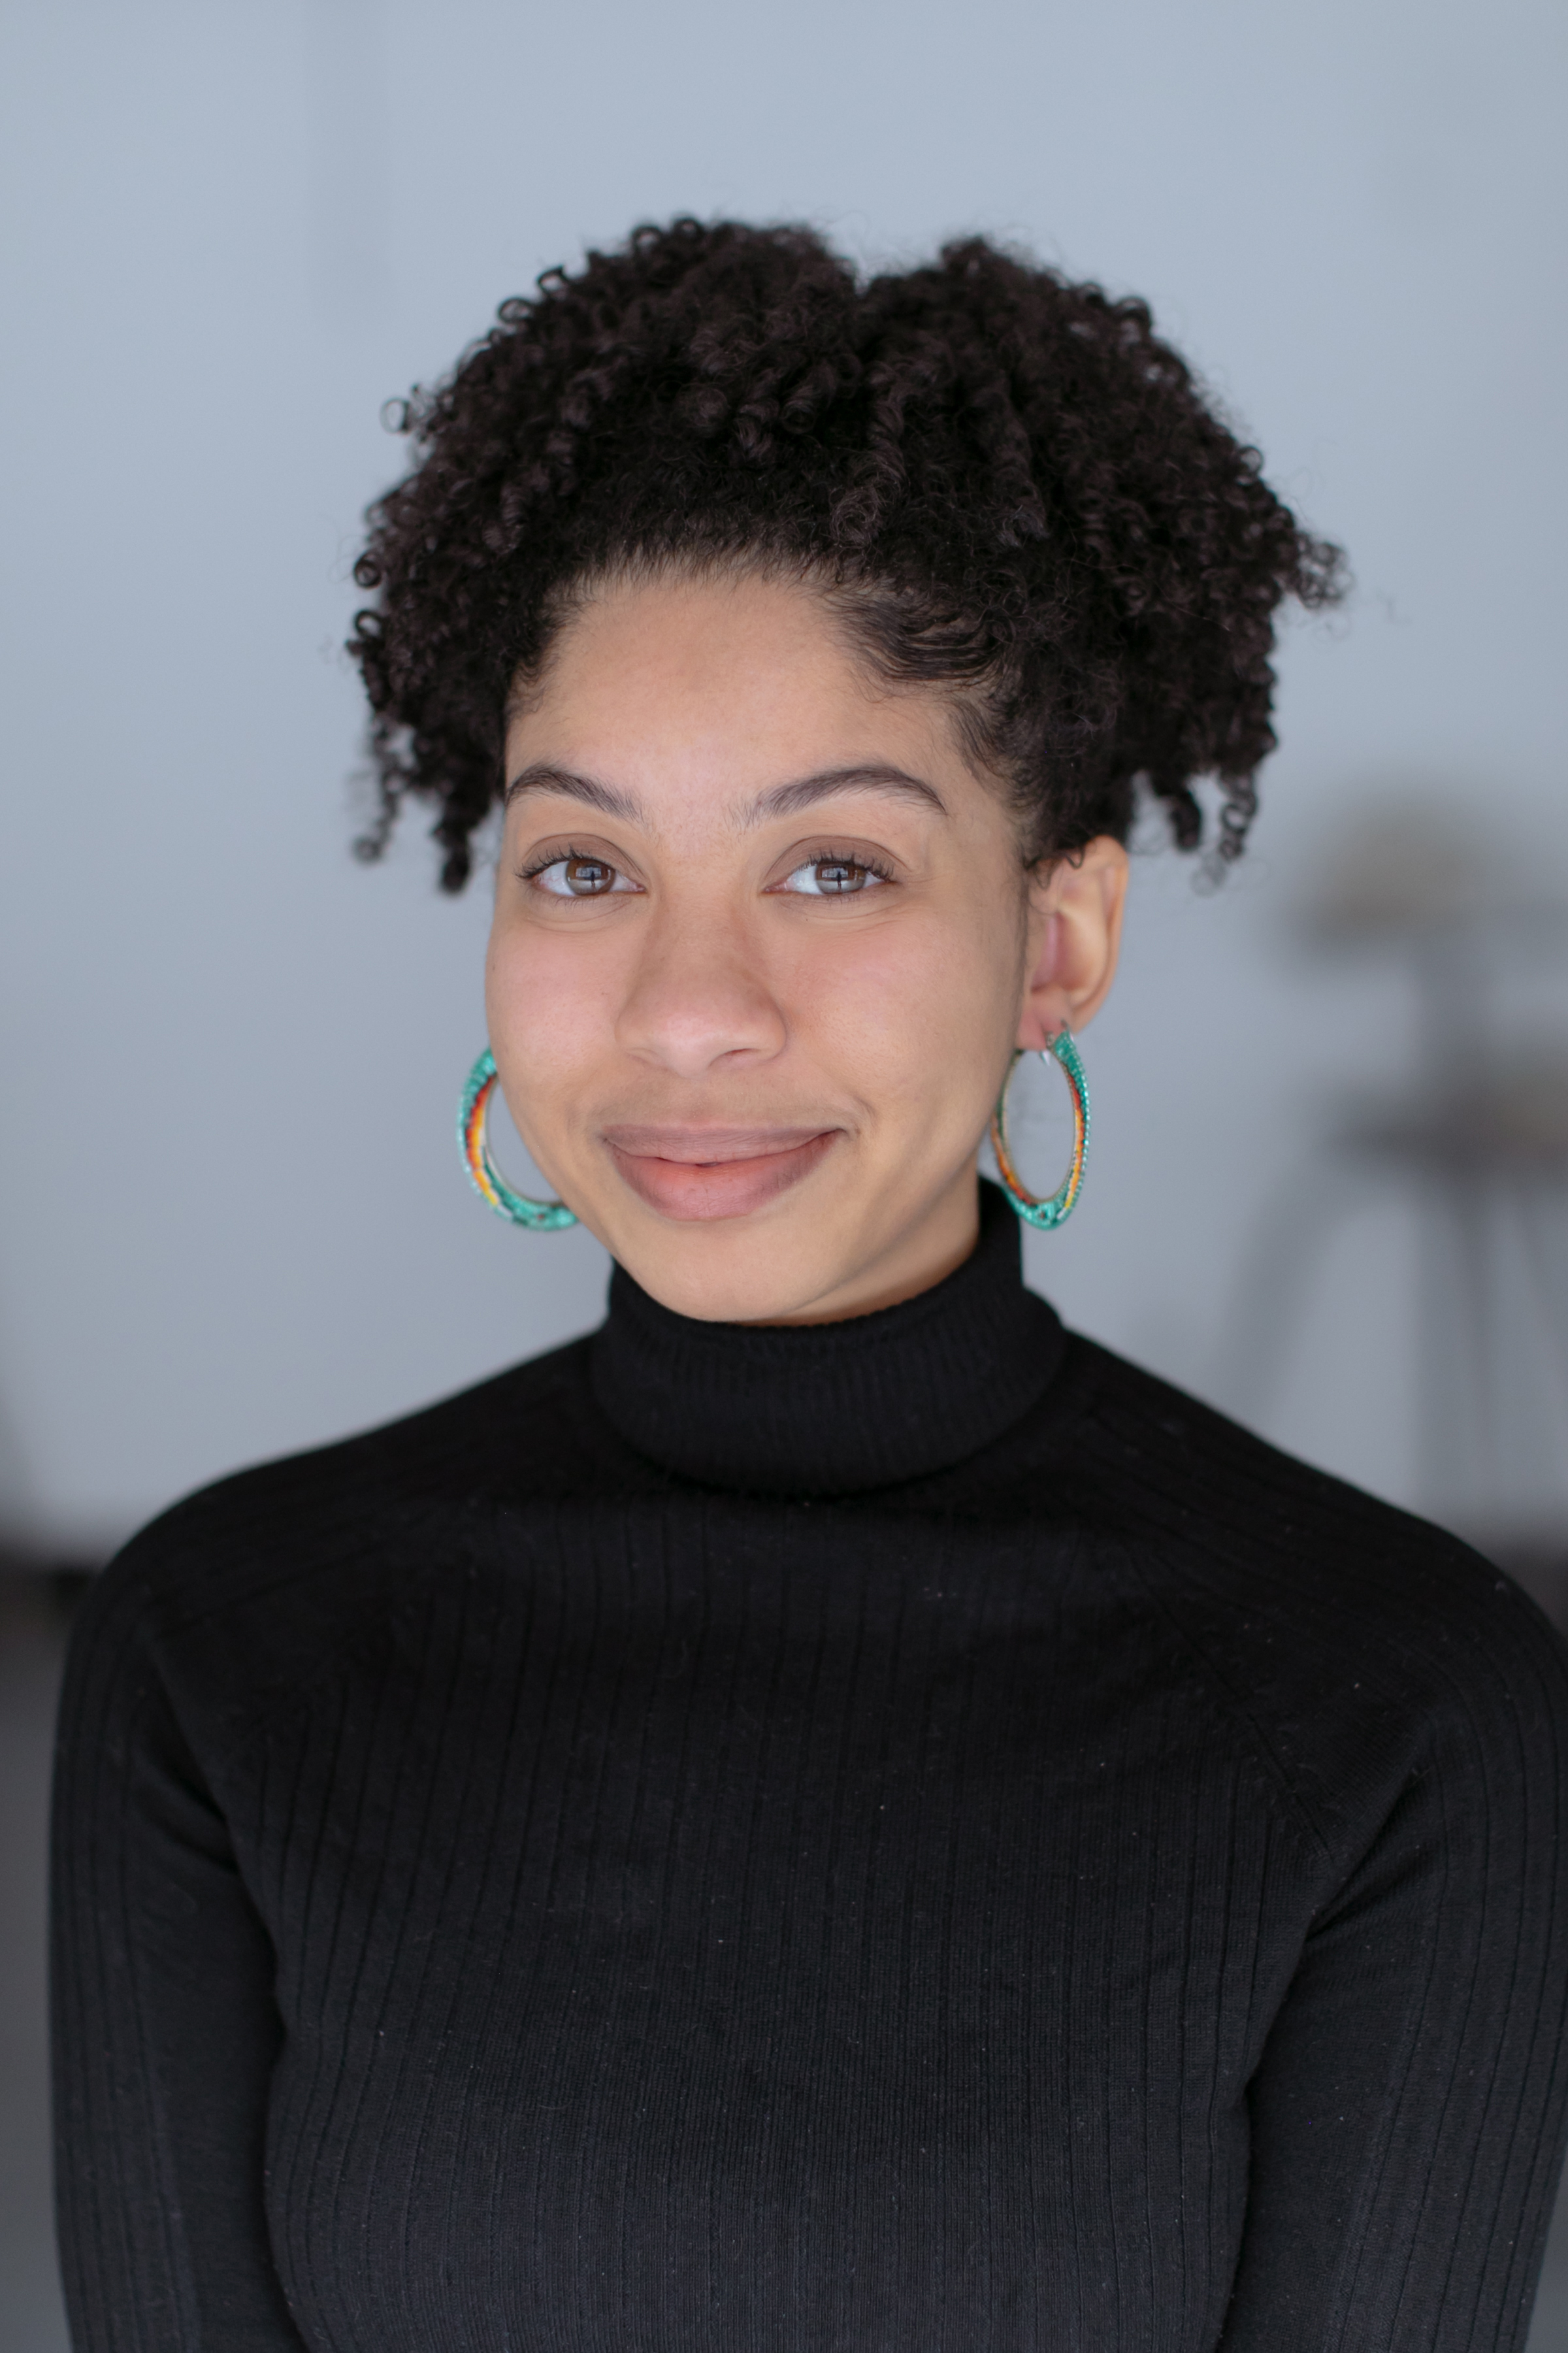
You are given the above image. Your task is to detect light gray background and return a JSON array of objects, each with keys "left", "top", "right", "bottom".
[
  {"left": 2, "top": 2, "right": 1567, "bottom": 2343},
  {"left": 3, "top": 0, "right": 1565, "bottom": 1559}
]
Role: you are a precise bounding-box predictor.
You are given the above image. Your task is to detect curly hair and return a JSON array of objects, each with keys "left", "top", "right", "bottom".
[{"left": 350, "top": 218, "right": 1343, "bottom": 891}]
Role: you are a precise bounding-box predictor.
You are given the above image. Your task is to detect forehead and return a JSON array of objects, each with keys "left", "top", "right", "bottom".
[{"left": 505, "top": 572, "right": 962, "bottom": 791}]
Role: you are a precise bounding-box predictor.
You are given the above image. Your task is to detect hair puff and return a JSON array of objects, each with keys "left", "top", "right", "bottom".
[{"left": 350, "top": 218, "right": 1343, "bottom": 889}]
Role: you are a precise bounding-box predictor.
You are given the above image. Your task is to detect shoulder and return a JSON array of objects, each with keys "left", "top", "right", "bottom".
[
  {"left": 116, "top": 1326, "right": 602, "bottom": 1575},
  {"left": 1051, "top": 1335, "right": 1568, "bottom": 1852},
  {"left": 60, "top": 1331, "right": 627, "bottom": 1753}
]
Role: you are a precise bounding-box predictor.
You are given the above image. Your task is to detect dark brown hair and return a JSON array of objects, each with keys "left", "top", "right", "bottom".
[{"left": 350, "top": 218, "right": 1343, "bottom": 889}]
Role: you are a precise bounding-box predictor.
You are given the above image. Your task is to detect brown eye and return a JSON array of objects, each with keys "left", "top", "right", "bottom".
[
  {"left": 777, "top": 854, "right": 886, "bottom": 897},
  {"left": 532, "top": 853, "right": 631, "bottom": 898}
]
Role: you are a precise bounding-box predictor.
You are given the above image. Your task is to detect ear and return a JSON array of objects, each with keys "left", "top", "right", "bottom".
[{"left": 1016, "top": 836, "right": 1130, "bottom": 1051}]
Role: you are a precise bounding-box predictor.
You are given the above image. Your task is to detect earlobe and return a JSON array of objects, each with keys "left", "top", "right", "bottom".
[{"left": 1016, "top": 836, "right": 1128, "bottom": 1049}]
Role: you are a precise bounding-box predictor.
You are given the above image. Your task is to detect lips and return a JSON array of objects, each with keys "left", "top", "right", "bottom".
[{"left": 602, "top": 1125, "right": 841, "bottom": 1221}]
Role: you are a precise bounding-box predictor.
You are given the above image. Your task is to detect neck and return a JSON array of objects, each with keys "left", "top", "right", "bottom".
[{"left": 589, "top": 1178, "right": 1065, "bottom": 1494}]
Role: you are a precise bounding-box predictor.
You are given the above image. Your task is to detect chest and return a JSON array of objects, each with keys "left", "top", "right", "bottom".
[{"left": 238, "top": 1521, "right": 1298, "bottom": 2350}]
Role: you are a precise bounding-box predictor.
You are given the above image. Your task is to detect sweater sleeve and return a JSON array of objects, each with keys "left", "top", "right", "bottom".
[
  {"left": 1218, "top": 1585, "right": 1568, "bottom": 2353},
  {"left": 50, "top": 1566, "right": 307, "bottom": 2352}
]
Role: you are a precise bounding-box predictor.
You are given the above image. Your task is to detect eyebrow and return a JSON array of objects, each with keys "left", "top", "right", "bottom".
[
  {"left": 504, "top": 764, "right": 645, "bottom": 821},
  {"left": 743, "top": 765, "right": 947, "bottom": 824},
  {"left": 503, "top": 761, "right": 947, "bottom": 827}
]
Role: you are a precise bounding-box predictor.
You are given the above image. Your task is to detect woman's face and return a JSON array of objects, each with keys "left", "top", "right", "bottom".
[{"left": 487, "top": 570, "right": 1126, "bottom": 1323}]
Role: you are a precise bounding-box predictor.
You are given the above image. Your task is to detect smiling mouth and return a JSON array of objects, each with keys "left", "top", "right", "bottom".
[{"left": 602, "top": 1125, "right": 841, "bottom": 1221}]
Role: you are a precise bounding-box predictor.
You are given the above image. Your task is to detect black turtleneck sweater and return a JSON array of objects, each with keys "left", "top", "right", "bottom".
[{"left": 52, "top": 1185, "right": 1568, "bottom": 2352}]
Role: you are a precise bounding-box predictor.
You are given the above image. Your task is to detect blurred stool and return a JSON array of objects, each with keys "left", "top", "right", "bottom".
[{"left": 1213, "top": 804, "right": 1568, "bottom": 1612}]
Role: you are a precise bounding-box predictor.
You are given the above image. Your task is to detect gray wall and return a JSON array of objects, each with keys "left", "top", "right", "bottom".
[
  {"left": 4, "top": 8, "right": 1568, "bottom": 2349},
  {"left": 2, "top": 0, "right": 1565, "bottom": 1556}
]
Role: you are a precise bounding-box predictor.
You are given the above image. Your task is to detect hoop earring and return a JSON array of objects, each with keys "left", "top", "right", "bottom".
[
  {"left": 458, "top": 1049, "right": 577, "bottom": 1231},
  {"left": 989, "top": 1028, "right": 1090, "bottom": 1230}
]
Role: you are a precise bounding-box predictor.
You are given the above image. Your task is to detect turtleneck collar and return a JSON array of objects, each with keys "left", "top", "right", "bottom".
[{"left": 588, "top": 1178, "right": 1066, "bottom": 1495}]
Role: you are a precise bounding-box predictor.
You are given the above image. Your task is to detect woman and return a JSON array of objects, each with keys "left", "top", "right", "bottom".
[{"left": 53, "top": 220, "right": 1568, "bottom": 2351}]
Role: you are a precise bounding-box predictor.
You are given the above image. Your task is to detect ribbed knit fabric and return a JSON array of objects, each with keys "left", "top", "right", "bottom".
[
  {"left": 52, "top": 1183, "right": 1568, "bottom": 2352},
  {"left": 590, "top": 1183, "right": 1067, "bottom": 1491}
]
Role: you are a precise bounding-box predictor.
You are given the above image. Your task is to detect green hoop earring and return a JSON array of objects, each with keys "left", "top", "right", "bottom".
[
  {"left": 458, "top": 1049, "right": 577, "bottom": 1231},
  {"left": 990, "top": 1028, "right": 1090, "bottom": 1230}
]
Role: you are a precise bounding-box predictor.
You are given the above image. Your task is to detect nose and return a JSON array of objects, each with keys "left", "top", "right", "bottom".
[{"left": 614, "top": 901, "right": 787, "bottom": 1078}]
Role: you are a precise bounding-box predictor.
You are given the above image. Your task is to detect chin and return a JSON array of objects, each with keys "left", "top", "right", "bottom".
[
  {"left": 617, "top": 1222, "right": 843, "bottom": 1325},
  {"left": 585, "top": 1173, "right": 873, "bottom": 1321},
  {"left": 576, "top": 1132, "right": 870, "bottom": 1323}
]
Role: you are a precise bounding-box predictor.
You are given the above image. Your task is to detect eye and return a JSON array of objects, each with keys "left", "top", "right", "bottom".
[
  {"left": 777, "top": 855, "right": 889, "bottom": 897},
  {"left": 527, "top": 853, "right": 638, "bottom": 898}
]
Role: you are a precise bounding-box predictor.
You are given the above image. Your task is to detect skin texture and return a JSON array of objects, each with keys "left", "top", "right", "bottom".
[{"left": 486, "top": 571, "right": 1127, "bottom": 1325}]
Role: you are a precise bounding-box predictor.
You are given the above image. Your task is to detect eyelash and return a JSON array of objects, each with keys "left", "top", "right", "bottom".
[
  {"left": 777, "top": 848, "right": 897, "bottom": 893},
  {"left": 517, "top": 845, "right": 898, "bottom": 892},
  {"left": 517, "top": 844, "right": 631, "bottom": 886}
]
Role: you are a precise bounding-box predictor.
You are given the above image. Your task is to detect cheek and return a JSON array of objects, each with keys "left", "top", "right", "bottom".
[
  {"left": 798, "top": 902, "right": 1019, "bottom": 1115},
  {"left": 483, "top": 917, "right": 626, "bottom": 1094}
]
